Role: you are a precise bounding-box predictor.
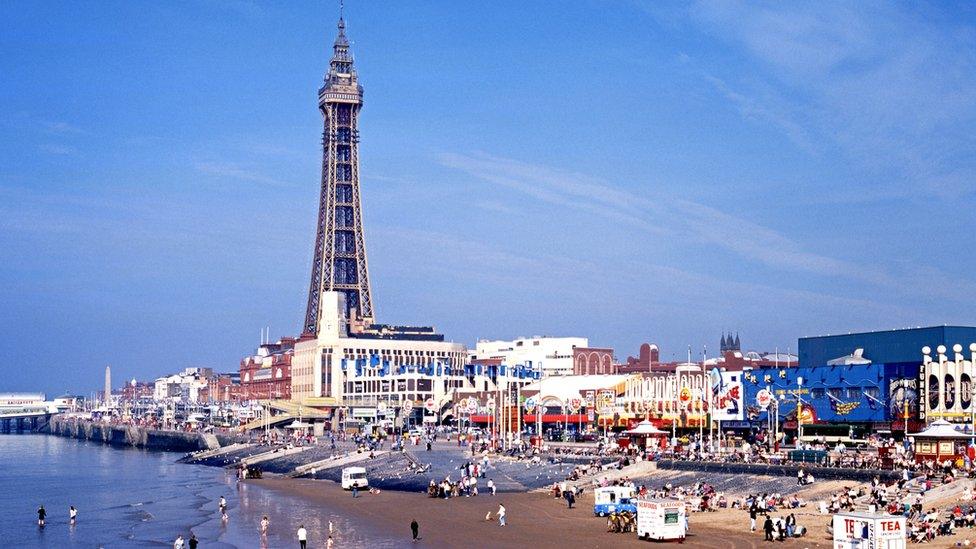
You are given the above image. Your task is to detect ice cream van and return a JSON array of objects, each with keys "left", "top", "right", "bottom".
[
  {"left": 636, "top": 498, "right": 686, "bottom": 542},
  {"left": 594, "top": 486, "right": 637, "bottom": 516},
  {"left": 831, "top": 512, "right": 906, "bottom": 549}
]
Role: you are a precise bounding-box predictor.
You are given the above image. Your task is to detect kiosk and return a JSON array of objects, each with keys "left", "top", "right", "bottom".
[
  {"left": 636, "top": 499, "right": 686, "bottom": 542},
  {"left": 831, "top": 512, "right": 906, "bottom": 549}
]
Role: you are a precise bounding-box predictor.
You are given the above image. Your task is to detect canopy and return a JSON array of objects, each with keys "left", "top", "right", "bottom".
[
  {"left": 624, "top": 420, "right": 667, "bottom": 436},
  {"left": 910, "top": 419, "right": 969, "bottom": 439},
  {"left": 286, "top": 420, "right": 313, "bottom": 429}
]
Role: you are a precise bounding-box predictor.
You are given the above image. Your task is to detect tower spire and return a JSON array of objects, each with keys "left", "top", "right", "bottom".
[{"left": 304, "top": 13, "right": 373, "bottom": 336}]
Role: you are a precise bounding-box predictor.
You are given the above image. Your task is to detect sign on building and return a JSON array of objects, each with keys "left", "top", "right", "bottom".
[{"left": 711, "top": 369, "right": 744, "bottom": 421}]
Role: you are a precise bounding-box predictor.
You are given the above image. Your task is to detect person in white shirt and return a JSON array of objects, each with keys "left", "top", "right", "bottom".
[
  {"left": 173, "top": 535, "right": 184, "bottom": 549},
  {"left": 497, "top": 504, "right": 507, "bottom": 526},
  {"left": 69, "top": 506, "right": 77, "bottom": 525},
  {"left": 297, "top": 525, "right": 308, "bottom": 549},
  {"left": 260, "top": 516, "right": 269, "bottom": 534}
]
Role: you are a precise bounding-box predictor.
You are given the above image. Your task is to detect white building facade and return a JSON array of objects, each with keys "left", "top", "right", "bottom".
[
  {"left": 291, "top": 293, "right": 539, "bottom": 422},
  {"left": 472, "top": 336, "right": 586, "bottom": 377}
]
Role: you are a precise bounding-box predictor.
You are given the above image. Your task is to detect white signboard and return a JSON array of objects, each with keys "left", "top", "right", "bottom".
[
  {"left": 756, "top": 389, "right": 773, "bottom": 410},
  {"left": 424, "top": 398, "right": 436, "bottom": 413},
  {"left": 710, "top": 369, "right": 744, "bottom": 421},
  {"left": 831, "top": 513, "right": 906, "bottom": 549},
  {"left": 402, "top": 400, "right": 413, "bottom": 413}
]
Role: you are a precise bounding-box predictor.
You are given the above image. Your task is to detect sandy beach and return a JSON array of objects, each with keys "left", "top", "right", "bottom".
[{"left": 251, "top": 477, "right": 844, "bottom": 548}]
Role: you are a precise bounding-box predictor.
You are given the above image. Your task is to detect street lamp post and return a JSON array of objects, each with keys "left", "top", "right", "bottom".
[{"left": 796, "top": 376, "right": 804, "bottom": 445}]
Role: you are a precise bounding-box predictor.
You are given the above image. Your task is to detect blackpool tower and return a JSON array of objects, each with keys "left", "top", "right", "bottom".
[{"left": 303, "top": 15, "right": 374, "bottom": 335}]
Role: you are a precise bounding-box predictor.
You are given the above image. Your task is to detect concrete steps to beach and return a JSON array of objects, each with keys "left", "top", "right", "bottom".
[
  {"left": 239, "top": 445, "right": 314, "bottom": 467},
  {"left": 288, "top": 450, "right": 391, "bottom": 478},
  {"left": 184, "top": 442, "right": 252, "bottom": 463}
]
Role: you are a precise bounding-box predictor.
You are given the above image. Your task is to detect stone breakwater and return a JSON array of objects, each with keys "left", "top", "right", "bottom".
[{"left": 46, "top": 416, "right": 243, "bottom": 453}]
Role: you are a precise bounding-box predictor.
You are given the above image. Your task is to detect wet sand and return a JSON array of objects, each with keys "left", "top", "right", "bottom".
[{"left": 251, "top": 477, "right": 839, "bottom": 548}]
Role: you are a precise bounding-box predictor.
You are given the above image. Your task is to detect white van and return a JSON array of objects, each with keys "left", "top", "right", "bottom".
[
  {"left": 636, "top": 499, "right": 686, "bottom": 542},
  {"left": 341, "top": 467, "right": 368, "bottom": 490}
]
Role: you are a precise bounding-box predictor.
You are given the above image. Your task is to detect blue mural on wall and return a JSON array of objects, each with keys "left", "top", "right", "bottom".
[{"left": 742, "top": 362, "right": 921, "bottom": 426}]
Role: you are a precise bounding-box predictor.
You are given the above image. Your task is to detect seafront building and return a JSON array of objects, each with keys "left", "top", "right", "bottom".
[
  {"left": 744, "top": 325, "right": 976, "bottom": 441},
  {"left": 260, "top": 16, "right": 546, "bottom": 433},
  {"left": 239, "top": 337, "right": 295, "bottom": 400},
  {"left": 471, "top": 336, "right": 586, "bottom": 377}
]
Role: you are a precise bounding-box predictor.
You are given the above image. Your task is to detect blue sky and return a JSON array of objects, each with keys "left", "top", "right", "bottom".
[{"left": 2, "top": 1, "right": 975, "bottom": 396}]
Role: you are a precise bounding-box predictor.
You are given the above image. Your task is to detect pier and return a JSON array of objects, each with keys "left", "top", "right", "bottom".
[
  {"left": 45, "top": 416, "right": 244, "bottom": 453},
  {"left": 0, "top": 407, "right": 50, "bottom": 433}
]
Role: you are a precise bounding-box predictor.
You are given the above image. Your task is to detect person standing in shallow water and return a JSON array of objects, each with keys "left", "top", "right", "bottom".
[
  {"left": 411, "top": 519, "right": 419, "bottom": 542},
  {"left": 37, "top": 505, "right": 46, "bottom": 527},
  {"left": 69, "top": 505, "right": 77, "bottom": 525}
]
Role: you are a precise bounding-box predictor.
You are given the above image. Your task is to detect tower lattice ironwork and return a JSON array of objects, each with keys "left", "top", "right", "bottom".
[{"left": 304, "top": 16, "right": 374, "bottom": 335}]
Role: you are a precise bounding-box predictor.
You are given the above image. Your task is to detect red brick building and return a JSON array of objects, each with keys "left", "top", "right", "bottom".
[
  {"left": 198, "top": 374, "right": 241, "bottom": 403},
  {"left": 616, "top": 343, "right": 661, "bottom": 374},
  {"left": 239, "top": 337, "right": 295, "bottom": 401},
  {"left": 120, "top": 380, "right": 155, "bottom": 401},
  {"left": 573, "top": 347, "right": 616, "bottom": 375}
]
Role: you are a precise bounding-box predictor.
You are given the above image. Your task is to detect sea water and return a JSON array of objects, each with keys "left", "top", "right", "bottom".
[{"left": 0, "top": 434, "right": 399, "bottom": 548}]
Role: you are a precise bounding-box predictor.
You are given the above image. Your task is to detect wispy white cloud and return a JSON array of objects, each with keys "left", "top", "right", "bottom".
[
  {"left": 674, "top": 0, "right": 976, "bottom": 198},
  {"left": 38, "top": 144, "right": 78, "bottom": 156},
  {"left": 439, "top": 151, "right": 880, "bottom": 282},
  {"left": 195, "top": 161, "right": 293, "bottom": 187},
  {"left": 40, "top": 121, "right": 85, "bottom": 135}
]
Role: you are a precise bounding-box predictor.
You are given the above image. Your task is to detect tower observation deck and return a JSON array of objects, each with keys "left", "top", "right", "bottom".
[{"left": 304, "top": 16, "right": 374, "bottom": 335}]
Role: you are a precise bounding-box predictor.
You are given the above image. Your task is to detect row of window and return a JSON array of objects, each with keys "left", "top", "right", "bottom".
[
  {"left": 341, "top": 348, "right": 457, "bottom": 358},
  {"left": 807, "top": 387, "right": 881, "bottom": 401},
  {"left": 928, "top": 374, "right": 973, "bottom": 409}
]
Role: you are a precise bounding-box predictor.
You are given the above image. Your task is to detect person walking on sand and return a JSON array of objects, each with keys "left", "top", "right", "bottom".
[
  {"left": 497, "top": 503, "right": 507, "bottom": 527},
  {"left": 37, "top": 505, "right": 46, "bottom": 527},
  {"left": 411, "top": 519, "right": 419, "bottom": 542},
  {"left": 69, "top": 505, "right": 77, "bottom": 525},
  {"left": 297, "top": 524, "right": 308, "bottom": 549},
  {"left": 173, "top": 534, "right": 185, "bottom": 549},
  {"left": 188, "top": 534, "right": 198, "bottom": 549},
  {"left": 488, "top": 478, "right": 496, "bottom": 495},
  {"left": 762, "top": 515, "right": 774, "bottom": 542},
  {"left": 261, "top": 515, "right": 269, "bottom": 534},
  {"left": 567, "top": 490, "right": 575, "bottom": 509},
  {"left": 327, "top": 535, "right": 334, "bottom": 549},
  {"left": 749, "top": 503, "right": 758, "bottom": 532}
]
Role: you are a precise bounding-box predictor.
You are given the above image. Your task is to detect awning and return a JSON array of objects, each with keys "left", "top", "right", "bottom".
[
  {"left": 910, "top": 419, "right": 970, "bottom": 439},
  {"left": 623, "top": 420, "right": 667, "bottom": 436},
  {"left": 285, "top": 420, "right": 313, "bottom": 429}
]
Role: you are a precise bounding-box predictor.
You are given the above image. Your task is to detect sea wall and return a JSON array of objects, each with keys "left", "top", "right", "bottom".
[
  {"left": 45, "top": 416, "right": 239, "bottom": 453},
  {"left": 654, "top": 459, "right": 900, "bottom": 483}
]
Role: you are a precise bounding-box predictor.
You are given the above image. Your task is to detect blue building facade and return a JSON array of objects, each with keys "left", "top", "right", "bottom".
[
  {"left": 743, "top": 362, "right": 921, "bottom": 435},
  {"left": 798, "top": 326, "right": 976, "bottom": 368},
  {"left": 743, "top": 326, "right": 976, "bottom": 437}
]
